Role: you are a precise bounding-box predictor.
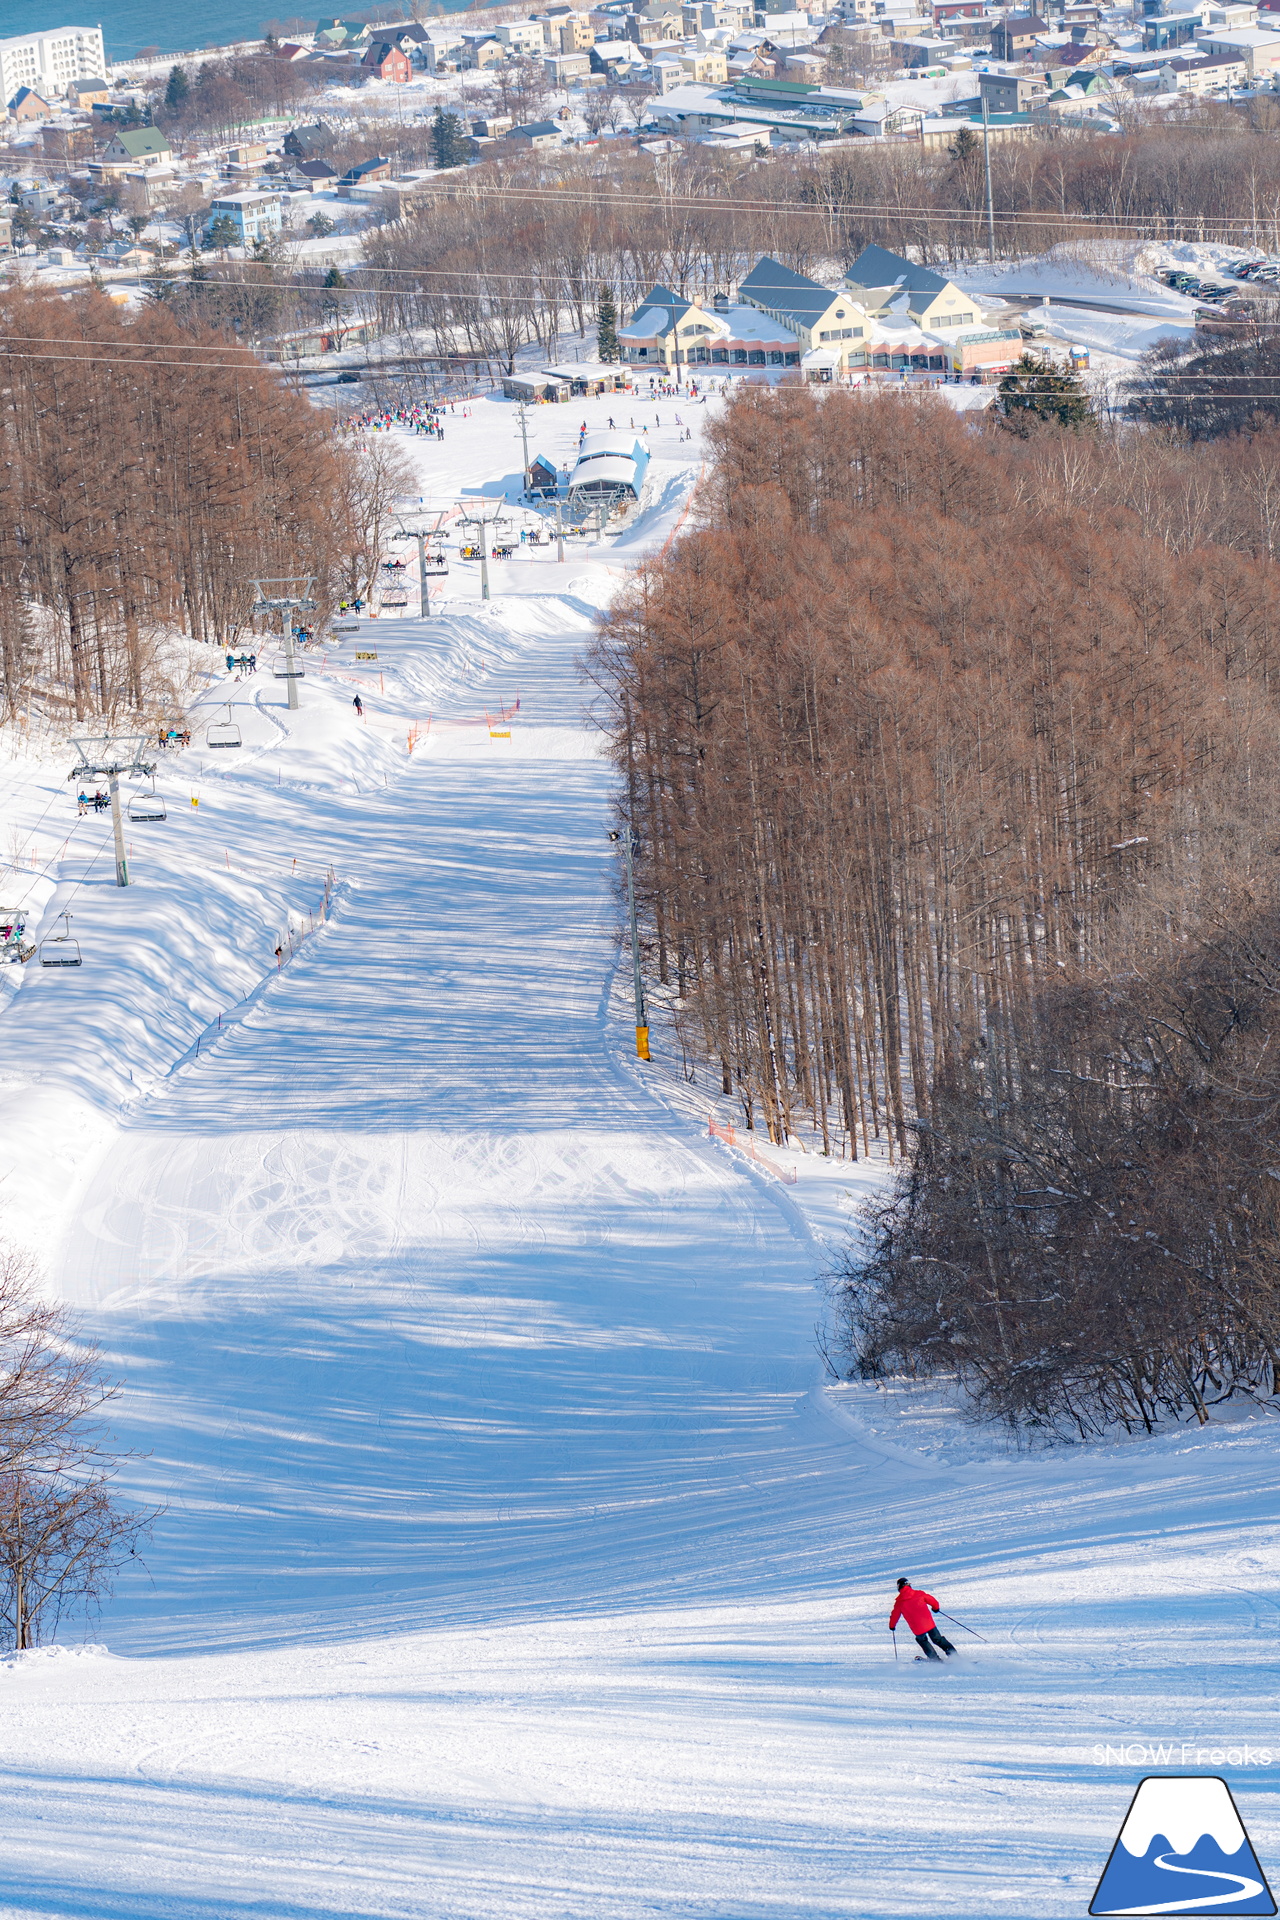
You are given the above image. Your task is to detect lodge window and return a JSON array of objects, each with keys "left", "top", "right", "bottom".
[
  {"left": 748, "top": 349, "right": 766, "bottom": 364},
  {"left": 711, "top": 347, "right": 728, "bottom": 362},
  {"left": 732, "top": 348, "right": 748, "bottom": 363}
]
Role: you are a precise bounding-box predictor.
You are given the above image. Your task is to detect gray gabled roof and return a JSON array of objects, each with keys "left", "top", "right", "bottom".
[
  {"left": 637, "top": 281, "right": 695, "bottom": 326},
  {"left": 845, "top": 243, "right": 950, "bottom": 299},
  {"left": 738, "top": 255, "right": 841, "bottom": 324},
  {"left": 740, "top": 259, "right": 840, "bottom": 326}
]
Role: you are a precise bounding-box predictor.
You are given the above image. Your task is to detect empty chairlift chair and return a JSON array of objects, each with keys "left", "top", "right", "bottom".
[
  {"left": 39, "top": 913, "right": 81, "bottom": 967},
  {"left": 206, "top": 709, "right": 242, "bottom": 750},
  {"left": 127, "top": 783, "right": 167, "bottom": 823}
]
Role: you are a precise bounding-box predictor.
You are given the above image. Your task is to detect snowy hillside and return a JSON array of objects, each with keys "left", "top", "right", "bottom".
[{"left": 0, "top": 388, "right": 1278, "bottom": 1919}]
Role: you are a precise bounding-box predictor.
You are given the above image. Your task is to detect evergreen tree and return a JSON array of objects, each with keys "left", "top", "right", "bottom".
[
  {"left": 597, "top": 285, "right": 619, "bottom": 362},
  {"left": 430, "top": 105, "right": 469, "bottom": 169},
  {"left": 324, "top": 265, "right": 346, "bottom": 288},
  {"left": 164, "top": 64, "right": 189, "bottom": 113},
  {"left": 203, "top": 213, "right": 238, "bottom": 252},
  {"left": 998, "top": 352, "right": 1093, "bottom": 431},
  {"left": 947, "top": 124, "right": 978, "bottom": 162}
]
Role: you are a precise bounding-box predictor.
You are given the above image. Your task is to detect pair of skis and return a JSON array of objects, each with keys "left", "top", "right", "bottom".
[{"left": 891, "top": 1611, "right": 987, "bottom": 1662}]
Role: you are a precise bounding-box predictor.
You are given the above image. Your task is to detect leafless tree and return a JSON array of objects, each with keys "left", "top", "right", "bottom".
[{"left": 0, "top": 1246, "right": 150, "bottom": 1650}]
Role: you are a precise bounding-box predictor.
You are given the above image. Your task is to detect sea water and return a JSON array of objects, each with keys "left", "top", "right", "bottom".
[{"left": 0, "top": 0, "right": 471, "bottom": 64}]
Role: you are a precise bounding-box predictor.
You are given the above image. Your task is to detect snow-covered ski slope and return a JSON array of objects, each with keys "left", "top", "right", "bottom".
[{"left": 1, "top": 392, "right": 1280, "bottom": 1919}]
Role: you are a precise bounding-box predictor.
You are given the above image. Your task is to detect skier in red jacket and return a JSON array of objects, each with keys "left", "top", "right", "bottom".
[{"left": 889, "top": 1578, "right": 957, "bottom": 1660}]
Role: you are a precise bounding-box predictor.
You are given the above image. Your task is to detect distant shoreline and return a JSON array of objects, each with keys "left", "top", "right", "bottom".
[{"left": 34, "top": 0, "right": 485, "bottom": 67}]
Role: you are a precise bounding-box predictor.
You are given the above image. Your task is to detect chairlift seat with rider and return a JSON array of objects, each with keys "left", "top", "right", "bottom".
[{"left": 0, "top": 908, "right": 33, "bottom": 965}]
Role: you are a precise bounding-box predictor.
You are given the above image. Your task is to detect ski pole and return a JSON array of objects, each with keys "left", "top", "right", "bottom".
[
  {"left": 892, "top": 1627, "right": 899, "bottom": 1663},
  {"left": 938, "top": 1611, "right": 988, "bottom": 1643}
]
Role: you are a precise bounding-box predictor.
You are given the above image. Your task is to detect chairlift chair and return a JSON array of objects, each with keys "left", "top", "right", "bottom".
[
  {"left": 40, "top": 937, "right": 82, "bottom": 967},
  {"left": 207, "top": 707, "right": 242, "bottom": 749},
  {"left": 127, "top": 782, "right": 167, "bottom": 823},
  {"left": 39, "top": 913, "right": 81, "bottom": 967}
]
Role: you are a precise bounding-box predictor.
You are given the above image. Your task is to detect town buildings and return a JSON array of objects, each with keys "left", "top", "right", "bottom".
[{"left": 0, "top": 24, "right": 105, "bottom": 109}]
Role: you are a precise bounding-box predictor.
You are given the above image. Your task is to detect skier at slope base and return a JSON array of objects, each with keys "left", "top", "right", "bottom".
[{"left": 889, "top": 1577, "right": 957, "bottom": 1660}]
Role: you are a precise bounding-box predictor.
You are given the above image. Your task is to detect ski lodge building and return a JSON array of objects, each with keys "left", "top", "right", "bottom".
[{"left": 617, "top": 247, "right": 1024, "bottom": 382}]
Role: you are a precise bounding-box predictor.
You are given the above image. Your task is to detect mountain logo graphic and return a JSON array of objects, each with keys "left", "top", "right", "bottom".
[{"left": 1091, "top": 1776, "right": 1276, "bottom": 1916}]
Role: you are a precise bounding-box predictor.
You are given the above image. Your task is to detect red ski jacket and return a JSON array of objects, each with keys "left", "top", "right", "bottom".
[{"left": 890, "top": 1585, "right": 941, "bottom": 1635}]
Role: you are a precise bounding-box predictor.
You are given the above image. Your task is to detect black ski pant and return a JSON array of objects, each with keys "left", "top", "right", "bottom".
[{"left": 915, "top": 1627, "right": 956, "bottom": 1659}]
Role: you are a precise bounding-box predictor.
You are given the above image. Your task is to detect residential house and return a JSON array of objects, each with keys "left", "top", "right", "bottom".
[
  {"left": 284, "top": 121, "right": 332, "bottom": 157},
  {"left": 368, "top": 20, "right": 430, "bottom": 54},
  {"left": 538, "top": 8, "right": 597, "bottom": 50},
  {"left": 591, "top": 37, "right": 650, "bottom": 72},
  {"left": 206, "top": 191, "right": 284, "bottom": 246},
  {"left": 314, "top": 17, "right": 370, "bottom": 47},
  {"left": 8, "top": 86, "right": 52, "bottom": 120},
  {"left": 0, "top": 214, "right": 11, "bottom": 253},
  {"left": 545, "top": 49, "right": 593, "bottom": 80},
  {"left": 95, "top": 238, "right": 155, "bottom": 268},
  {"left": 337, "top": 155, "right": 392, "bottom": 188},
  {"left": 361, "top": 40, "right": 412, "bottom": 79},
  {"left": 66, "top": 74, "right": 109, "bottom": 107},
  {"left": 97, "top": 126, "right": 172, "bottom": 172},
  {"left": 989, "top": 11, "right": 1049, "bottom": 54},
  {"left": 40, "top": 119, "right": 92, "bottom": 159},
  {"left": 932, "top": 0, "right": 984, "bottom": 23},
  {"left": 504, "top": 118, "right": 564, "bottom": 146},
  {"left": 979, "top": 68, "right": 1050, "bottom": 108},
  {"left": 471, "top": 113, "right": 514, "bottom": 136},
  {"left": 460, "top": 34, "right": 508, "bottom": 67},
  {"left": 851, "top": 98, "right": 925, "bottom": 134},
  {"left": 290, "top": 156, "right": 339, "bottom": 185},
  {"left": 627, "top": 13, "right": 682, "bottom": 40},
  {"left": 422, "top": 24, "right": 469, "bottom": 69},
  {"left": 496, "top": 19, "right": 550, "bottom": 50}
]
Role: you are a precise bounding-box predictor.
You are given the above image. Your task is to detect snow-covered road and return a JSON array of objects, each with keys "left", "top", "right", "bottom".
[{"left": 1, "top": 399, "right": 1278, "bottom": 1919}]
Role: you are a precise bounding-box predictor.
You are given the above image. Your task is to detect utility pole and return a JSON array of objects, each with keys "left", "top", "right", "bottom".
[
  {"left": 609, "top": 826, "right": 648, "bottom": 1060},
  {"left": 555, "top": 493, "right": 565, "bottom": 563},
  {"left": 515, "top": 400, "right": 531, "bottom": 489},
  {"left": 981, "top": 93, "right": 996, "bottom": 265},
  {"left": 69, "top": 734, "right": 157, "bottom": 888}
]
